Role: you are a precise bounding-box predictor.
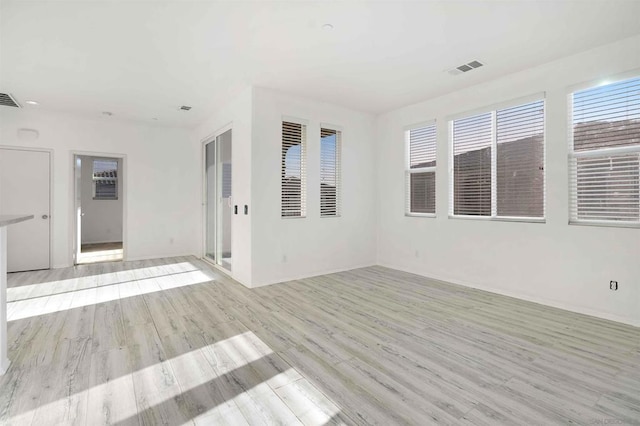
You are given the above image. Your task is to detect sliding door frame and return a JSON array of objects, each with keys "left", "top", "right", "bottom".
[{"left": 200, "top": 122, "right": 233, "bottom": 274}]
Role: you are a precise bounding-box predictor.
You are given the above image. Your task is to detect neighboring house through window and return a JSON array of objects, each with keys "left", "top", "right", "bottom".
[
  {"left": 450, "top": 97, "right": 545, "bottom": 220},
  {"left": 569, "top": 76, "right": 640, "bottom": 226}
]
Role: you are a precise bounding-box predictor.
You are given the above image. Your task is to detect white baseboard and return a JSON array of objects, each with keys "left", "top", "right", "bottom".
[
  {"left": 250, "top": 262, "right": 377, "bottom": 288},
  {"left": 125, "top": 253, "right": 199, "bottom": 262},
  {"left": 377, "top": 262, "right": 639, "bottom": 328}
]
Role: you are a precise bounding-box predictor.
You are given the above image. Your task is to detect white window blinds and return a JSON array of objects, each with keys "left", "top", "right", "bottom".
[
  {"left": 406, "top": 123, "right": 436, "bottom": 215},
  {"left": 451, "top": 98, "right": 545, "bottom": 219},
  {"left": 320, "top": 128, "right": 341, "bottom": 217},
  {"left": 452, "top": 113, "right": 492, "bottom": 216},
  {"left": 570, "top": 77, "right": 640, "bottom": 225},
  {"left": 496, "top": 100, "right": 545, "bottom": 217},
  {"left": 282, "top": 121, "right": 307, "bottom": 217}
]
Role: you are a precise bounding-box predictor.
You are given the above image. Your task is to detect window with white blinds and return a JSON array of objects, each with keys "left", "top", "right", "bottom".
[
  {"left": 320, "top": 128, "right": 341, "bottom": 217},
  {"left": 569, "top": 77, "right": 640, "bottom": 226},
  {"left": 406, "top": 123, "right": 436, "bottom": 215},
  {"left": 92, "top": 158, "right": 118, "bottom": 200},
  {"left": 451, "top": 98, "right": 545, "bottom": 220},
  {"left": 282, "top": 121, "right": 307, "bottom": 217}
]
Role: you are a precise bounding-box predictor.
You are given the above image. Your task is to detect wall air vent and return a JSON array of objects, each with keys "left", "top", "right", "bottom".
[
  {"left": 0, "top": 93, "right": 20, "bottom": 108},
  {"left": 180, "top": 105, "right": 192, "bottom": 111},
  {"left": 447, "top": 60, "right": 485, "bottom": 76}
]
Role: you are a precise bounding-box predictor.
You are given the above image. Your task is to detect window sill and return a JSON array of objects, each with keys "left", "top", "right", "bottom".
[
  {"left": 448, "top": 215, "right": 545, "bottom": 224},
  {"left": 282, "top": 215, "right": 306, "bottom": 220},
  {"left": 569, "top": 220, "right": 640, "bottom": 229},
  {"left": 405, "top": 213, "right": 436, "bottom": 218}
]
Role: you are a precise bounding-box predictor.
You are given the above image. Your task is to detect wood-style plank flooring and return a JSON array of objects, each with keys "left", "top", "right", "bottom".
[{"left": 1, "top": 256, "right": 639, "bottom": 425}]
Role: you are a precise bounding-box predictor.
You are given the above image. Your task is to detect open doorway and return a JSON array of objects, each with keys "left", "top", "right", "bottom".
[{"left": 74, "top": 154, "right": 124, "bottom": 264}]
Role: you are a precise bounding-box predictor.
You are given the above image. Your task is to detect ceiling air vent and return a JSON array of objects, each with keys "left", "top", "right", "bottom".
[
  {"left": 447, "top": 60, "right": 485, "bottom": 76},
  {"left": 0, "top": 93, "right": 20, "bottom": 108},
  {"left": 180, "top": 105, "right": 192, "bottom": 111}
]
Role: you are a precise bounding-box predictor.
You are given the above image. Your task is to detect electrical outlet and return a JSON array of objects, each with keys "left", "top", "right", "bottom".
[{"left": 610, "top": 280, "right": 618, "bottom": 291}]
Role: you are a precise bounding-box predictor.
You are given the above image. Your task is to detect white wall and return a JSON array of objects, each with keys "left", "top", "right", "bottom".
[
  {"left": 376, "top": 35, "right": 640, "bottom": 326},
  {"left": 250, "top": 87, "right": 377, "bottom": 287},
  {"left": 192, "top": 87, "right": 253, "bottom": 287},
  {"left": 79, "top": 155, "right": 123, "bottom": 245},
  {"left": 0, "top": 109, "right": 199, "bottom": 267}
]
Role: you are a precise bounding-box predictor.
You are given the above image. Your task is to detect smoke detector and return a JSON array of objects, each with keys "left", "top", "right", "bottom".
[{"left": 447, "top": 60, "right": 485, "bottom": 76}]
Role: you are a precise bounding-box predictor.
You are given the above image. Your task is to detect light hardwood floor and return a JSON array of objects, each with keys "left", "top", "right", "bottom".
[{"left": 1, "top": 257, "right": 639, "bottom": 425}]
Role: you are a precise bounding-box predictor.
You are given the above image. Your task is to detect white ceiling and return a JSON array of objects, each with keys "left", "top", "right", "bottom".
[{"left": 2, "top": 0, "right": 640, "bottom": 127}]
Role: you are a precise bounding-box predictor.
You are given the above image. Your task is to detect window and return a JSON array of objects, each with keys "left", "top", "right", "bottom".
[
  {"left": 92, "top": 159, "right": 118, "bottom": 200},
  {"left": 451, "top": 98, "right": 545, "bottom": 219},
  {"left": 320, "top": 127, "right": 341, "bottom": 217},
  {"left": 282, "top": 121, "right": 307, "bottom": 217},
  {"left": 569, "top": 77, "right": 640, "bottom": 226},
  {"left": 406, "top": 123, "right": 436, "bottom": 215}
]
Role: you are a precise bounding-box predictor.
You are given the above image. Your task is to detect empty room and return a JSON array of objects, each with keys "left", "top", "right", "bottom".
[{"left": 0, "top": 1, "right": 639, "bottom": 425}]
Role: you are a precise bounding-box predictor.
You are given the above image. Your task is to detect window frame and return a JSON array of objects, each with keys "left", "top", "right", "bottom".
[
  {"left": 405, "top": 120, "right": 437, "bottom": 218},
  {"left": 281, "top": 117, "right": 308, "bottom": 219},
  {"left": 567, "top": 72, "right": 640, "bottom": 228},
  {"left": 320, "top": 123, "right": 342, "bottom": 218},
  {"left": 447, "top": 93, "right": 546, "bottom": 223}
]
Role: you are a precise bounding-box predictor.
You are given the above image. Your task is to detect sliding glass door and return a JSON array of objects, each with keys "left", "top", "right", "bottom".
[{"left": 205, "top": 129, "right": 232, "bottom": 271}]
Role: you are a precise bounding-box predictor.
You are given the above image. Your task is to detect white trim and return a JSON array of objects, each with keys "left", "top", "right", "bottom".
[
  {"left": 0, "top": 145, "right": 54, "bottom": 271},
  {"left": 446, "top": 91, "right": 546, "bottom": 122},
  {"left": 405, "top": 213, "right": 436, "bottom": 218},
  {"left": 249, "top": 262, "right": 377, "bottom": 288},
  {"left": 565, "top": 68, "right": 640, "bottom": 95},
  {"left": 448, "top": 215, "right": 546, "bottom": 224},
  {"left": 569, "top": 220, "right": 640, "bottom": 229},
  {"left": 403, "top": 119, "right": 436, "bottom": 132},
  {"left": 281, "top": 115, "right": 309, "bottom": 126},
  {"left": 320, "top": 122, "right": 343, "bottom": 132},
  {"left": 570, "top": 144, "right": 640, "bottom": 158},
  {"left": 201, "top": 125, "right": 234, "bottom": 274}
]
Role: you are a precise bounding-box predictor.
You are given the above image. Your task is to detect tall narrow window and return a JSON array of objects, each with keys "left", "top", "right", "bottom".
[
  {"left": 92, "top": 158, "right": 118, "bottom": 200},
  {"left": 451, "top": 97, "right": 545, "bottom": 220},
  {"left": 406, "top": 123, "right": 436, "bottom": 215},
  {"left": 282, "top": 121, "right": 307, "bottom": 217},
  {"left": 320, "top": 127, "right": 341, "bottom": 217},
  {"left": 570, "top": 77, "right": 640, "bottom": 226}
]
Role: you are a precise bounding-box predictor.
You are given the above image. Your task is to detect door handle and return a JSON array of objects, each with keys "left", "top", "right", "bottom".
[{"left": 42, "top": 214, "right": 49, "bottom": 219}]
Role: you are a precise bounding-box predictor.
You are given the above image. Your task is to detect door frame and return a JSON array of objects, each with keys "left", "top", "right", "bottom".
[
  {"left": 0, "top": 145, "right": 54, "bottom": 270},
  {"left": 71, "top": 150, "right": 127, "bottom": 265},
  {"left": 200, "top": 122, "right": 233, "bottom": 274}
]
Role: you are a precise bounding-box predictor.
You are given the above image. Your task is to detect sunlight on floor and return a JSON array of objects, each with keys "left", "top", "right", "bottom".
[
  {"left": 6, "top": 331, "right": 341, "bottom": 425},
  {"left": 7, "top": 263, "right": 215, "bottom": 321},
  {"left": 76, "top": 248, "right": 124, "bottom": 264}
]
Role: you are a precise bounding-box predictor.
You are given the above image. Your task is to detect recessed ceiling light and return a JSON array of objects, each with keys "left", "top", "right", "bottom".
[
  {"left": 102, "top": 111, "right": 113, "bottom": 116},
  {"left": 322, "top": 23, "right": 334, "bottom": 30},
  {"left": 24, "top": 100, "right": 39, "bottom": 105}
]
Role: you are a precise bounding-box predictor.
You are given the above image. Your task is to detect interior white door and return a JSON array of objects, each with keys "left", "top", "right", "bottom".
[{"left": 0, "top": 149, "right": 51, "bottom": 272}]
